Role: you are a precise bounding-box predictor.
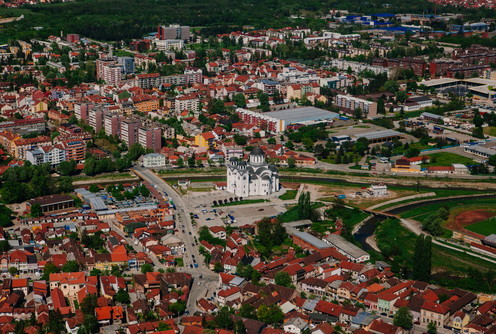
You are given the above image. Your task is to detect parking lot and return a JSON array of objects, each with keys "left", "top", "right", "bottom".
[{"left": 191, "top": 202, "right": 286, "bottom": 228}]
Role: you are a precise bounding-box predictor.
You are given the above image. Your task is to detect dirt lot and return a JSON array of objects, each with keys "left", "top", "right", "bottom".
[{"left": 450, "top": 209, "right": 496, "bottom": 230}]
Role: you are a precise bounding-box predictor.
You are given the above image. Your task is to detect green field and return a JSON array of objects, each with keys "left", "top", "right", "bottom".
[
  {"left": 421, "top": 152, "right": 476, "bottom": 167},
  {"left": 483, "top": 126, "right": 496, "bottom": 137},
  {"left": 465, "top": 217, "right": 496, "bottom": 236},
  {"left": 279, "top": 190, "right": 298, "bottom": 200}
]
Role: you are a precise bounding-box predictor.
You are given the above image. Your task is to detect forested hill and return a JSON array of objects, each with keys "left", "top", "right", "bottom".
[{"left": 0, "top": 0, "right": 494, "bottom": 42}]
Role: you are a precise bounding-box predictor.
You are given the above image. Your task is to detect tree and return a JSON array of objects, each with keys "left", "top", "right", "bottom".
[
  {"left": 214, "top": 262, "right": 224, "bottom": 273},
  {"left": 233, "top": 134, "right": 248, "bottom": 146},
  {"left": 234, "top": 320, "right": 246, "bottom": 334},
  {"left": 84, "top": 157, "right": 97, "bottom": 176},
  {"left": 275, "top": 271, "right": 292, "bottom": 287},
  {"left": 157, "top": 322, "right": 172, "bottom": 331},
  {"left": 127, "top": 143, "right": 145, "bottom": 161},
  {"left": 267, "top": 137, "right": 276, "bottom": 145},
  {"left": 297, "top": 191, "right": 312, "bottom": 220},
  {"left": 473, "top": 112, "right": 484, "bottom": 127},
  {"left": 488, "top": 154, "right": 496, "bottom": 166},
  {"left": 0, "top": 240, "right": 11, "bottom": 252},
  {"left": 8, "top": 266, "right": 17, "bottom": 276},
  {"left": 177, "top": 157, "right": 184, "bottom": 167},
  {"left": 472, "top": 127, "right": 484, "bottom": 139},
  {"left": 168, "top": 301, "right": 186, "bottom": 315},
  {"left": 427, "top": 321, "right": 437, "bottom": 334},
  {"left": 57, "top": 160, "right": 76, "bottom": 176},
  {"left": 233, "top": 93, "right": 247, "bottom": 108},
  {"left": 41, "top": 261, "right": 60, "bottom": 280},
  {"left": 354, "top": 137, "right": 370, "bottom": 155},
  {"left": 62, "top": 260, "right": 80, "bottom": 272},
  {"left": 80, "top": 293, "right": 98, "bottom": 315},
  {"left": 141, "top": 263, "right": 154, "bottom": 274},
  {"left": 257, "top": 305, "right": 284, "bottom": 325},
  {"left": 114, "top": 288, "right": 130, "bottom": 304},
  {"left": 88, "top": 184, "right": 100, "bottom": 193},
  {"left": 30, "top": 203, "right": 42, "bottom": 218},
  {"left": 216, "top": 307, "right": 233, "bottom": 329},
  {"left": 393, "top": 307, "right": 413, "bottom": 330},
  {"left": 287, "top": 157, "right": 296, "bottom": 168},
  {"left": 377, "top": 98, "right": 386, "bottom": 114},
  {"left": 354, "top": 108, "right": 363, "bottom": 119},
  {"left": 404, "top": 148, "right": 421, "bottom": 158},
  {"left": 239, "top": 304, "right": 256, "bottom": 319},
  {"left": 412, "top": 235, "right": 432, "bottom": 282}
]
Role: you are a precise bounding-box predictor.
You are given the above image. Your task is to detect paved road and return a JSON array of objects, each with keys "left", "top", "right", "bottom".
[{"left": 132, "top": 166, "right": 218, "bottom": 314}]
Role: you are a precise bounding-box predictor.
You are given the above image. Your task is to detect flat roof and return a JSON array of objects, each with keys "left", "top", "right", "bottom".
[
  {"left": 264, "top": 107, "right": 339, "bottom": 124},
  {"left": 417, "top": 78, "right": 459, "bottom": 87},
  {"left": 291, "top": 231, "right": 331, "bottom": 249},
  {"left": 464, "top": 145, "right": 496, "bottom": 156},
  {"left": 355, "top": 129, "right": 403, "bottom": 140},
  {"left": 28, "top": 194, "right": 74, "bottom": 207},
  {"left": 464, "top": 78, "right": 496, "bottom": 86},
  {"left": 325, "top": 234, "right": 369, "bottom": 259},
  {"left": 421, "top": 112, "right": 444, "bottom": 119},
  {"left": 468, "top": 85, "right": 495, "bottom": 95}
]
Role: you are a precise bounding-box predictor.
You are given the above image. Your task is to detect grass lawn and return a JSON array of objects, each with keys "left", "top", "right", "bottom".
[
  {"left": 421, "top": 152, "right": 475, "bottom": 167},
  {"left": 465, "top": 217, "right": 496, "bottom": 236},
  {"left": 95, "top": 138, "right": 118, "bottom": 152},
  {"left": 213, "top": 199, "right": 268, "bottom": 207},
  {"left": 279, "top": 190, "right": 298, "bottom": 200},
  {"left": 278, "top": 203, "right": 325, "bottom": 223},
  {"left": 483, "top": 126, "right": 496, "bottom": 136}
]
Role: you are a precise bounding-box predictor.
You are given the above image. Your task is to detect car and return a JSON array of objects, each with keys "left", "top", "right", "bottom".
[
  {"left": 182, "top": 230, "right": 185, "bottom": 233},
  {"left": 206, "top": 218, "right": 212, "bottom": 221},
  {"left": 189, "top": 264, "right": 193, "bottom": 268},
  {"left": 192, "top": 255, "right": 195, "bottom": 258},
  {"left": 188, "top": 232, "right": 192, "bottom": 235},
  {"left": 192, "top": 243, "right": 195, "bottom": 247},
  {"left": 258, "top": 208, "right": 264, "bottom": 211}
]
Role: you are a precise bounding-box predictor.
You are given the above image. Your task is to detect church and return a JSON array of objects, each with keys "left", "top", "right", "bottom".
[{"left": 227, "top": 147, "right": 280, "bottom": 197}]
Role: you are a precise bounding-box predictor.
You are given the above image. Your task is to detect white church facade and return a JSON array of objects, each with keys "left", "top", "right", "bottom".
[{"left": 227, "top": 147, "right": 279, "bottom": 197}]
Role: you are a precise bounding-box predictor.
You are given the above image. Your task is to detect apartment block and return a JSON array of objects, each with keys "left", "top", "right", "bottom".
[{"left": 335, "top": 94, "right": 378, "bottom": 118}]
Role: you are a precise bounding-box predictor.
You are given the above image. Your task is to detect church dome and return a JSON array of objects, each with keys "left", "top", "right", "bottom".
[
  {"left": 249, "top": 147, "right": 265, "bottom": 165},
  {"left": 250, "top": 147, "right": 264, "bottom": 156}
]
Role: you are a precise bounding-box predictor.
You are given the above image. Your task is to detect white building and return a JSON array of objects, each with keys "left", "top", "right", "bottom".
[
  {"left": 142, "top": 153, "right": 166, "bottom": 168},
  {"left": 227, "top": 148, "right": 279, "bottom": 197},
  {"left": 155, "top": 39, "right": 184, "bottom": 51},
  {"left": 368, "top": 184, "right": 388, "bottom": 197},
  {"left": 26, "top": 145, "right": 66, "bottom": 166}
]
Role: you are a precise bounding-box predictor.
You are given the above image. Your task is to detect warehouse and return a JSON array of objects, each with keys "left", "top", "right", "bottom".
[
  {"left": 236, "top": 107, "right": 339, "bottom": 133},
  {"left": 353, "top": 129, "right": 404, "bottom": 143},
  {"left": 27, "top": 194, "right": 75, "bottom": 214},
  {"left": 324, "top": 234, "right": 370, "bottom": 263}
]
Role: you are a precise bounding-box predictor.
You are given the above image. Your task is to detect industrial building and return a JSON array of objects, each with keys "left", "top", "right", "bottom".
[
  {"left": 324, "top": 234, "right": 370, "bottom": 263},
  {"left": 353, "top": 129, "right": 404, "bottom": 143},
  {"left": 236, "top": 107, "right": 339, "bottom": 133}
]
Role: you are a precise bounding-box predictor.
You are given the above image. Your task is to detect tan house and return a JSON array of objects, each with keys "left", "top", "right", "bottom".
[{"left": 420, "top": 301, "right": 450, "bottom": 327}]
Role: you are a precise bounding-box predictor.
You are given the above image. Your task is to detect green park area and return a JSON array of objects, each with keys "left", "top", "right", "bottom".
[
  {"left": 465, "top": 217, "right": 496, "bottom": 236},
  {"left": 421, "top": 152, "right": 476, "bottom": 167}
]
